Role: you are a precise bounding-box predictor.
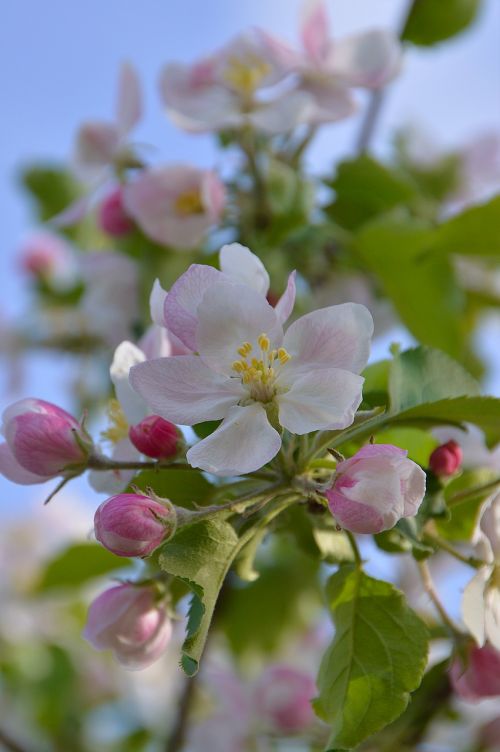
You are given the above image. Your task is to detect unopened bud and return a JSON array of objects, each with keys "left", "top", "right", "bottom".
[
  {"left": 129, "top": 415, "right": 181, "bottom": 460},
  {"left": 429, "top": 440, "right": 462, "bottom": 476}
]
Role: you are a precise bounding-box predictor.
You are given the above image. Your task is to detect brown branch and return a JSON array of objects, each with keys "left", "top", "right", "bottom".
[{"left": 0, "top": 727, "right": 31, "bottom": 752}]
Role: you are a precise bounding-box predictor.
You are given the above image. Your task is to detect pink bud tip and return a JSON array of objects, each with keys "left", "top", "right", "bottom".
[
  {"left": 450, "top": 643, "right": 500, "bottom": 701},
  {"left": 83, "top": 583, "right": 172, "bottom": 670},
  {"left": 98, "top": 188, "right": 134, "bottom": 237},
  {"left": 94, "top": 493, "right": 174, "bottom": 557},
  {"left": 429, "top": 440, "right": 463, "bottom": 476},
  {"left": 129, "top": 415, "right": 180, "bottom": 460}
]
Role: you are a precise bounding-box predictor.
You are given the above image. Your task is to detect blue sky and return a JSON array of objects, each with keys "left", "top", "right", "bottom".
[{"left": 0, "top": 0, "right": 499, "bottom": 515}]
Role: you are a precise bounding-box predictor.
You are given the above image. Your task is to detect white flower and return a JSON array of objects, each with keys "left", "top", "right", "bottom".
[
  {"left": 130, "top": 247, "right": 373, "bottom": 476},
  {"left": 462, "top": 493, "right": 500, "bottom": 650}
]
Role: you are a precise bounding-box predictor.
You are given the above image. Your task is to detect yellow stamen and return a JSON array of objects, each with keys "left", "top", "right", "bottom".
[
  {"left": 258, "top": 333, "right": 270, "bottom": 351},
  {"left": 278, "top": 347, "right": 291, "bottom": 364},
  {"left": 174, "top": 189, "right": 204, "bottom": 216},
  {"left": 223, "top": 55, "right": 271, "bottom": 96},
  {"left": 232, "top": 360, "right": 244, "bottom": 373},
  {"left": 101, "top": 399, "right": 129, "bottom": 444},
  {"left": 237, "top": 342, "right": 252, "bottom": 357}
]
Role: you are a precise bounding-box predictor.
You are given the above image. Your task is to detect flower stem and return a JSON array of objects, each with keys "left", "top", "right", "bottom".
[
  {"left": 416, "top": 560, "right": 462, "bottom": 636},
  {"left": 447, "top": 476, "right": 500, "bottom": 507},
  {"left": 345, "top": 530, "right": 362, "bottom": 567},
  {"left": 422, "top": 532, "right": 485, "bottom": 569}
]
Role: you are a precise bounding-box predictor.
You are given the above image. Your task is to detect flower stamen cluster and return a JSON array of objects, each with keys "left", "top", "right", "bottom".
[{"left": 231, "top": 334, "right": 291, "bottom": 403}]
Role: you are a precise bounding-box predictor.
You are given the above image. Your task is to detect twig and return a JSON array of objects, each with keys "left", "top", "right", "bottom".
[
  {"left": 355, "top": 0, "right": 418, "bottom": 153},
  {"left": 423, "top": 532, "right": 485, "bottom": 569},
  {"left": 164, "top": 672, "right": 198, "bottom": 752},
  {"left": 447, "top": 476, "right": 500, "bottom": 507},
  {"left": 87, "top": 455, "right": 199, "bottom": 472},
  {"left": 417, "top": 560, "right": 461, "bottom": 635}
]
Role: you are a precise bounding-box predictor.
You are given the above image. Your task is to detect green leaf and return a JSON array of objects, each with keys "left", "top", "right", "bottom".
[
  {"left": 436, "top": 469, "right": 498, "bottom": 541},
  {"left": 356, "top": 219, "right": 465, "bottom": 359},
  {"left": 314, "top": 566, "right": 428, "bottom": 750},
  {"left": 429, "top": 196, "right": 500, "bottom": 257},
  {"left": 389, "top": 346, "right": 480, "bottom": 413},
  {"left": 374, "top": 427, "right": 437, "bottom": 466},
  {"left": 402, "top": 0, "right": 482, "bottom": 46},
  {"left": 159, "top": 519, "right": 240, "bottom": 675},
  {"left": 21, "top": 165, "right": 81, "bottom": 222},
  {"left": 326, "top": 156, "right": 417, "bottom": 230},
  {"left": 35, "top": 543, "right": 131, "bottom": 592},
  {"left": 129, "top": 468, "right": 213, "bottom": 507}
]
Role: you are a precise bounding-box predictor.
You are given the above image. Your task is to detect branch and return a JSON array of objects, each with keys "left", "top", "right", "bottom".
[
  {"left": 164, "top": 671, "right": 198, "bottom": 752},
  {"left": 87, "top": 454, "right": 197, "bottom": 473},
  {"left": 447, "top": 476, "right": 500, "bottom": 507},
  {"left": 0, "top": 727, "right": 31, "bottom": 752},
  {"left": 416, "top": 560, "right": 462, "bottom": 636}
]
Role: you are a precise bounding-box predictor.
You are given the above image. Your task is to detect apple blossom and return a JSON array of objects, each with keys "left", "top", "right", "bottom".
[
  {"left": 18, "top": 231, "right": 72, "bottom": 280},
  {"left": 433, "top": 425, "right": 500, "bottom": 472},
  {"left": 98, "top": 187, "right": 134, "bottom": 237},
  {"left": 129, "top": 416, "right": 181, "bottom": 460},
  {"left": 462, "top": 493, "right": 500, "bottom": 651},
  {"left": 159, "top": 29, "right": 307, "bottom": 134},
  {"left": 450, "top": 643, "right": 500, "bottom": 701},
  {"left": 123, "top": 165, "right": 225, "bottom": 250},
  {"left": 94, "top": 493, "right": 175, "bottom": 557},
  {"left": 0, "top": 398, "right": 92, "bottom": 484},
  {"left": 429, "top": 440, "right": 463, "bottom": 476},
  {"left": 325, "top": 444, "right": 427, "bottom": 534},
  {"left": 253, "top": 665, "right": 316, "bottom": 734},
  {"left": 293, "top": 0, "right": 402, "bottom": 125},
  {"left": 130, "top": 248, "right": 373, "bottom": 476},
  {"left": 83, "top": 583, "right": 172, "bottom": 669}
]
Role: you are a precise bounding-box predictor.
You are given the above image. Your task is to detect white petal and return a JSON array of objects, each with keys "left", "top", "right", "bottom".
[
  {"left": 485, "top": 583, "right": 500, "bottom": 651},
  {"left": 187, "top": 403, "right": 281, "bottom": 476},
  {"left": 328, "top": 30, "right": 402, "bottom": 89},
  {"left": 282, "top": 303, "right": 373, "bottom": 377},
  {"left": 129, "top": 355, "right": 243, "bottom": 425},
  {"left": 300, "top": 0, "right": 330, "bottom": 63},
  {"left": 110, "top": 341, "right": 147, "bottom": 425},
  {"left": 250, "top": 90, "right": 311, "bottom": 134},
  {"left": 116, "top": 62, "right": 142, "bottom": 135},
  {"left": 219, "top": 243, "right": 269, "bottom": 295},
  {"left": 196, "top": 282, "right": 282, "bottom": 375},
  {"left": 274, "top": 270, "right": 296, "bottom": 324},
  {"left": 277, "top": 368, "right": 364, "bottom": 434},
  {"left": 462, "top": 568, "right": 490, "bottom": 646},
  {"left": 150, "top": 279, "right": 167, "bottom": 327},
  {"left": 480, "top": 494, "right": 500, "bottom": 560},
  {"left": 163, "top": 264, "right": 224, "bottom": 350}
]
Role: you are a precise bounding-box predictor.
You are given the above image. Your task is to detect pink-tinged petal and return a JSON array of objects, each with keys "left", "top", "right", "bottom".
[
  {"left": 274, "top": 271, "right": 296, "bottom": 324},
  {"left": 110, "top": 341, "right": 147, "bottom": 425},
  {"left": 282, "top": 303, "right": 373, "bottom": 377},
  {"left": 328, "top": 30, "right": 402, "bottom": 89},
  {"left": 116, "top": 62, "right": 141, "bottom": 135},
  {"left": 75, "top": 121, "right": 120, "bottom": 167},
  {"left": 401, "top": 461, "right": 427, "bottom": 518},
  {"left": 327, "top": 489, "right": 385, "bottom": 534},
  {"left": 462, "top": 568, "right": 489, "bottom": 646},
  {"left": 201, "top": 171, "right": 226, "bottom": 222},
  {"left": 480, "top": 494, "right": 500, "bottom": 561},
  {"left": 159, "top": 62, "right": 242, "bottom": 132},
  {"left": 300, "top": 0, "right": 330, "bottom": 63},
  {"left": 250, "top": 90, "right": 311, "bottom": 134},
  {"left": 219, "top": 243, "right": 269, "bottom": 295},
  {"left": 196, "top": 282, "right": 283, "bottom": 375},
  {"left": 297, "top": 81, "right": 357, "bottom": 125},
  {"left": 215, "top": 29, "right": 293, "bottom": 89},
  {"left": 0, "top": 442, "right": 50, "bottom": 485},
  {"left": 51, "top": 193, "right": 95, "bottom": 228},
  {"left": 278, "top": 368, "right": 364, "bottom": 434},
  {"left": 341, "top": 444, "right": 407, "bottom": 464},
  {"left": 163, "top": 264, "right": 224, "bottom": 350},
  {"left": 149, "top": 279, "right": 168, "bottom": 327},
  {"left": 187, "top": 403, "right": 281, "bottom": 476},
  {"left": 129, "top": 355, "right": 243, "bottom": 425}
]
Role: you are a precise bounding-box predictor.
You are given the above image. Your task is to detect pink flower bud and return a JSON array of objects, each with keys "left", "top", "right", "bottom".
[
  {"left": 94, "top": 493, "right": 175, "bottom": 557},
  {"left": 98, "top": 188, "right": 134, "bottom": 237},
  {"left": 429, "top": 440, "right": 463, "bottom": 476},
  {"left": 1, "top": 398, "right": 92, "bottom": 478},
  {"left": 83, "top": 583, "right": 172, "bottom": 670},
  {"left": 325, "top": 444, "right": 426, "bottom": 534},
  {"left": 253, "top": 665, "right": 316, "bottom": 734},
  {"left": 450, "top": 643, "right": 500, "bottom": 701},
  {"left": 18, "top": 232, "right": 69, "bottom": 278},
  {"left": 128, "top": 415, "right": 181, "bottom": 459}
]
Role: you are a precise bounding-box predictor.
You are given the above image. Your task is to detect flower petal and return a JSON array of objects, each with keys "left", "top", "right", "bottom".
[
  {"left": 297, "top": 81, "right": 357, "bottom": 125},
  {"left": 187, "top": 403, "right": 281, "bottom": 476},
  {"left": 274, "top": 270, "right": 296, "bottom": 324},
  {"left": 219, "top": 243, "right": 269, "bottom": 295},
  {"left": 277, "top": 367, "right": 364, "bottom": 433},
  {"left": 462, "top": 568, "right": 490, "bottom": 646},
  {"left": 485, "top": 585, "right": 500, "bottom": 651},
  {"left": 163, "top": 264, "right": 224, "bottom": 350},
  {"left": 150, "top": 279, "right": 167, "bottom": 327},
  {"left": 129, "top": 355, "right": 243, "bottom": 425},
  {"left": 116, "top": 62, "right": 142, "bottom": 135},
  {"left": 328, "top": 30, "right": 402, "bottom": 89},
  {"left": 196, "top": 281, "right": 283, "bottom": 374},
  {"left": 282, "top": 303, "right": 373, "bottom": 377},
  {"left": 300, "top": 0, "right": 330, "bottom": 63},
  {"left": 110, "top": 341, "right": 147, "bottom": 425},
  {"left": 0, "top": 442, "right": 50, "bottom": 485},
  {"left": 250, "top": 90, "right": 311, "bottom": 134}
]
